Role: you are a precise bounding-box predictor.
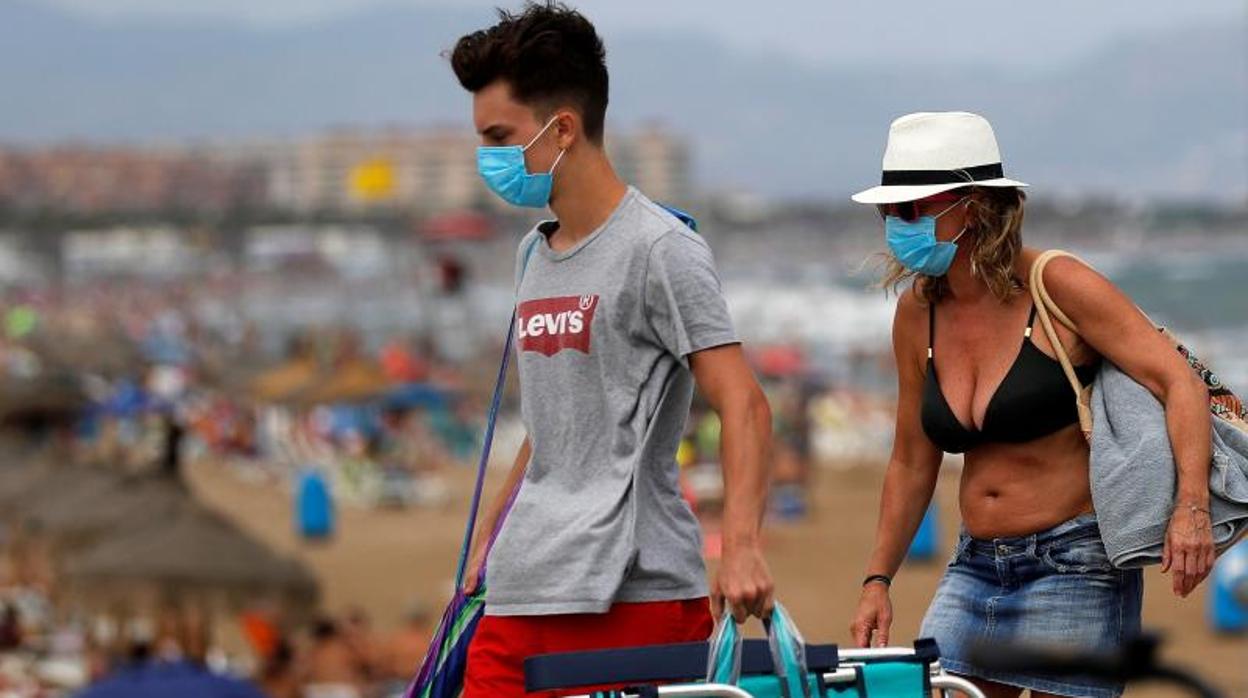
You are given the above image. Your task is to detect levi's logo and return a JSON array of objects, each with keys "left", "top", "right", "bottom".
[{"left": 517, "top": 295, "right": 599, "bottom": 356}]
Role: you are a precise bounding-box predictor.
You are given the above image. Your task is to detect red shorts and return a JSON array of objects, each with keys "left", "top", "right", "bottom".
[{"left": 463, "top": 598, "right": 713, "bottom": 698}]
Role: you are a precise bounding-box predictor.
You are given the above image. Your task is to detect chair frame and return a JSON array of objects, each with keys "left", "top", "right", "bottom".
[{"left": 563, "top": 646, "right": 989, "bottom": 698}]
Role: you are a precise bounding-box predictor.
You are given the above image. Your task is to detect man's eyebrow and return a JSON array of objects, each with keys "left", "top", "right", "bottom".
[{"left": 480, "top": 124, "right": 509, "bottom": 139}]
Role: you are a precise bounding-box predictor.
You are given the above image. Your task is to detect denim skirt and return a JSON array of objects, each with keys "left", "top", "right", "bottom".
[{"left": 919, "top": 513, "right": 1143, "bottom": 698}]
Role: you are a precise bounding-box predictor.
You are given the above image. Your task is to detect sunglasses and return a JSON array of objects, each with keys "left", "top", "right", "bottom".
[{"left": 876, "top": 193, "right": 965, "bottom": 222}]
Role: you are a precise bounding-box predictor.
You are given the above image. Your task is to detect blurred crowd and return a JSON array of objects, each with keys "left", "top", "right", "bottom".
[
  {"left": 251, "top": 606, "right": 432, "bottom": 698},
  {"left": 0, "top": 591, "right": 433, "bottom": 698},
  {"left": 0, "top": 261, "right": 902, "bottom": 698}
]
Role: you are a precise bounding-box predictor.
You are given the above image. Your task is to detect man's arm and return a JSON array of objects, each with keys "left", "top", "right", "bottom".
[
  {"left": 689, "top": 344, "right": 774, "bottom": 621},
  {"left": 462, "top": 436, "right": 530, "bottom": 593}
]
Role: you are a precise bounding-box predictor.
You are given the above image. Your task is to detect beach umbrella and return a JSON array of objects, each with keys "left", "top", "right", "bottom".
[
  {"left": 754, "top": 345, "right": 807, "bottom": 378},
  {"left": 295, "top": 358, "right": 390, "bottom": 406},
  {"left": 103, "top": 380, "right": 150, "bottom": 417},
  {"left": 2, "top": 465, "right": 120, "bottom": 522},
  {"left": 74, "top": 660, "right": 267, "bottom": 698},
  {"left": 27, "top": 475, "right": 189, "bottom": 543},
  {"left": 381, "top": 382, "right": 450, "bottom": 411},
  {"left": 420, "top": 210, "right": 494, "bottom": 242},
  {"left": 0, "top": 457, "right": 57, "bottom": 511},
  {"left": 0, "top": 371, "right": 89, "bottom": 425},
  {"left": 64, "top": 503, "right": 318, "bottom": 600},
  {"left": 249, "top": 358, "right": 320, "bottom": 404}
]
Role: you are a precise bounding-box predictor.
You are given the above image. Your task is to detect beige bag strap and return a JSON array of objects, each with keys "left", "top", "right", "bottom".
[
  {"left": 1029, "top": 250, "right": 1084, "bottom": 391},
  {"left": 1029, "top": 249, "right": 1095, "bottom": 439}
]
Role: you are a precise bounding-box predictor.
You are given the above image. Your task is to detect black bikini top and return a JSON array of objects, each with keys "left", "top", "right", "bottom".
[{"left": 920, "top": 302, "right": 1100, "bottom": 454}]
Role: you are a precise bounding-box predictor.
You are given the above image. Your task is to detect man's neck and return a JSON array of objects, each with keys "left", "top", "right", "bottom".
[{"left": 547, "top": 153, "right": 628, "bottom": 250}]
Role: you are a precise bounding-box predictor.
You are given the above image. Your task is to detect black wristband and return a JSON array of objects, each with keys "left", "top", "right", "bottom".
[{"left": 862, "top": 574, "right": 892, "bottom": 589}]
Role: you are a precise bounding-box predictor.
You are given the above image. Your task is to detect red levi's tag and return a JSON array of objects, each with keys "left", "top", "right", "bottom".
[{"left": 517, "top": 295, "right": 599, "bottom": 356}]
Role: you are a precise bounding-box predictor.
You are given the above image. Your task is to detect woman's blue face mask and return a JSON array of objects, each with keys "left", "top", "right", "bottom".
[{"left": 884, "top": 197, "right": 969, "bottom": 277}]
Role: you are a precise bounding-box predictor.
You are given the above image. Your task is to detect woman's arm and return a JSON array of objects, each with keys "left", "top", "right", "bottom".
[
  {"left": 1043, "top": 255, "right": 1214, "bottom": 597},
  {"left": 851, "top": 289, "right": 945, "bottom": 646}
]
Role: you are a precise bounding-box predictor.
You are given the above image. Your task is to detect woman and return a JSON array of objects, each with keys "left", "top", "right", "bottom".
[{"left": 847, "top": 111, "right": 1215, "bottom": 698}]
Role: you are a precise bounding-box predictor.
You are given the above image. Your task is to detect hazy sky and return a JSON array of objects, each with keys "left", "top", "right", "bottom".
[{"left": 40, "top": 0, "right": 1247, "bottom": 70}]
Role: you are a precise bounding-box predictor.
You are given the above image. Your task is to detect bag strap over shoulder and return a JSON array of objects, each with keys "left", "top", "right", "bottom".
[
  {"left": 1029, "top": 250, "right": 1082, "bottom": 333},
  {"left": 1028, "top": 249, "right": 1095, "bottom": 440},
  {"left": 1028, "top": 250, "right": 1085, "bottom": 389}
]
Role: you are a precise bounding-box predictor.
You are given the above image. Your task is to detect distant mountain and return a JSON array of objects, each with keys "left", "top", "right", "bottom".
[{"left": 1, "top": 1, "right": 1244, "bottom": 200}]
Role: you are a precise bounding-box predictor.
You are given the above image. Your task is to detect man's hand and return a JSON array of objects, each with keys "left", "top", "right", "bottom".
[
  {"left": 461, "top": 544, "right": 488, "bottom": 594},
  {"left": 461, "top": 438, "right": 531, "bottom": 596},
  {"left": 712, "top": 540, "right": 774, "bottom": 622}
]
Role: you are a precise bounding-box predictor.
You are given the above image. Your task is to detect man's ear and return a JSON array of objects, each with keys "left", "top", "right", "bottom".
[{"left": 552, "top": 110, "right": 580, "bottom": 151}]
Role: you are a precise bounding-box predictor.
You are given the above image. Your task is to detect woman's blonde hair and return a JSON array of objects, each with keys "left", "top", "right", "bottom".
[{"left": 877, "top": 186, "right": 1027, "bottom": 304}]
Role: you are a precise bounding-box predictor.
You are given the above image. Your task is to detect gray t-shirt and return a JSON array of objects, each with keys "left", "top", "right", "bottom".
[{"left": 485, "top": 187, "right": 739, "bottom": 616}]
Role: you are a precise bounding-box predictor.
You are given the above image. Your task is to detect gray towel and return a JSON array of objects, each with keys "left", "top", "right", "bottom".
[{"left": 1090, "top": 362, "right": 1248, "bottom": 568}]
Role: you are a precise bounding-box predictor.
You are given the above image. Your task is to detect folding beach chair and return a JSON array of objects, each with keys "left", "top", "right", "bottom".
[
  {"left": 834, "top": 646, "right": 985, "bottom": 698},
  {"left": 524, "top": 606, "right": 985, "bottom": 698}
]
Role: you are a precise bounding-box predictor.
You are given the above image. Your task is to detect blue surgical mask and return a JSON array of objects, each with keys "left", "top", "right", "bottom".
[
  {"left": 885, "top": 198, "right": 968, "bottom": 277},
  {"left": 477, "top": 116, "right": 566, "bottom": 208}
]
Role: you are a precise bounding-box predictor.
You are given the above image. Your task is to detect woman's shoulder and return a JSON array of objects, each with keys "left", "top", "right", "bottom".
[
  {"left": 1024, "top": 247, "right": 1119, "bottom": 325},
  {"left": 891, "top": 282, "right": 929, "bottom": 344},
  {"left": 894, "top": 280, "right": 928, "bottom": 316},
  {"left": 1021, "top": 247, "right": 1104, "bottom": 289}
]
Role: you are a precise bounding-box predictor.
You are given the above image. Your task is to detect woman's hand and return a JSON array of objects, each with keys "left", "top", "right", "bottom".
[
  {"left": 1040, "top": 255, "right": 1216, "bottom": 600},
  {"left": 1161, "top": 503, "right": 1216, "bottom": 597},
  {"left": 849, "top": 583, "right": 893, "bottom": 648}
]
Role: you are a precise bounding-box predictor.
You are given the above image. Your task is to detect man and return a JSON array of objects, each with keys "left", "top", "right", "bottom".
[
  {"left": 299, "top": 618, "right": 366, "bottom": 698},
  {"left": 450, "top": 3, "right": 775, "bottom": 695}
]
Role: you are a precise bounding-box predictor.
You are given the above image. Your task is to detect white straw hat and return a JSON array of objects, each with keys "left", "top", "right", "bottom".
[{"left": 851, "top": 111, "right": 1028, "bottom": 205}]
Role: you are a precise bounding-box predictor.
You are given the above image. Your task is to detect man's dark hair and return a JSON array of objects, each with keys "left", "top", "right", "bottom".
[{"left": 451, "top": 2, "right": 609, "bottom": 143}]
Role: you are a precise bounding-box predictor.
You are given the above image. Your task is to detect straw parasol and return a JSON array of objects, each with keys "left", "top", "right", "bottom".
[
  {"left": 64, "top": 503, "right": 318, "bottom": 600},
  {"left": 0, "top": 459, "right": 56, "bottom": 512},
  {"left": 248, "top": 358, "right": 321, "bottom": 404},
  {"left": 24, "top": 474, "right": 189, "bottom": 543},
  {"left": 0, "top": 370, "right": 89, "bottom": 425},
  {"left": 0, "top": 465, "right": 119, "bottom": 523},
  {"left": 293, "top": 357, "right": 391, "bottom": 406}
]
